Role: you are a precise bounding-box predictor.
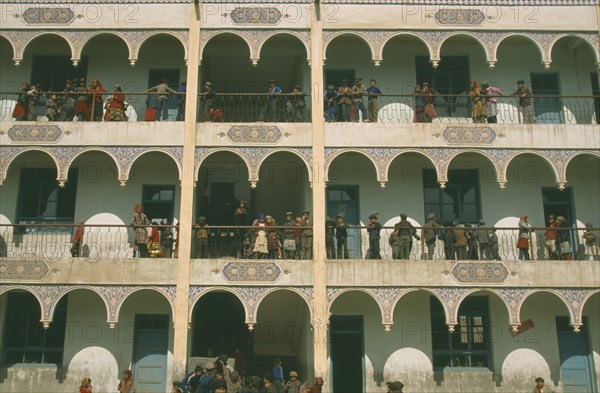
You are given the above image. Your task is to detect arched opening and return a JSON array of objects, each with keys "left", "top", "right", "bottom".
[
  {"left": 1, "top": 150, "right": 76, "bottom": 258},
  {"left": 190, "top": 291, "right": 248, "bottom": 375},
  {"left": 135, "top": 34, "right": 186, "bottom": 121},
  {"left": 566, "top": 155, "right": 600, "bottom": 241},
  {"left": 258, "top": 34, "right": 309, "bottom": 92},
  {"left": 256, "top": 151, "right": 312, "bottom": 223},
  {"left": 194, "top": 151, "right": 249, "bottom": 258},
  {"left": 324, "top": 35, "right": 372, "bottom": 122},
  {"left": 551, "top": 36, "right": 599, "bottom": 124},
  {"left": 327, "top": 152, "right": 378, "bottom": 259},
  {"left": 376, "top": 35, "right": 431, "bottom": 123},
  {"left": 129, "top": 152, "right": 181, "bottom": 225},
  {"left": 253, "top": 290, "right": 313, "bottom": 379},
  {"left": 117, "top": 289, "right": 174, "bottom": 393},
  {"left": 428, "top": 35, "right": 487, "bottom": 121},
  {"left": 517, "top": 291, "right": 574, "bottom": 385},
  {"left": 200, "top": 33, "right": 256, "bottom": 122},
  {"left": 0, "top": 289, "right": 66, "bottom": 365},
  {"left": 385, "top": 290, "right": 437, "bottom": 387},
  {"left": 67, "top": 151, "right": 130, "bottom": 259},
  {"left": 329, "top": 290, "right": 380, "bottom": 393},
  {"left": 379, "top": 153, "right": 436, "bottom": 259},
  {"left": 23, "top": 34, "right": 81, "bottom": 92},
  {"left": 0, "top": 36, "right": 18, "bottom": 121}
]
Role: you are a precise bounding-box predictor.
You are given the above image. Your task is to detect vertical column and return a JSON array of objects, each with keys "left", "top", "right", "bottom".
[
  {"left": 310, "top": 1, "right": 328, "bottom": 388},
  {"left": 173, "top": 1, "right": 201, "bottom": 378}
]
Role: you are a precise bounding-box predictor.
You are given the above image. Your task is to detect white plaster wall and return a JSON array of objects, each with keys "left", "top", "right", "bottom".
[
  {"left": 0, "top": 290, "right": 174, "bottom": 393},
  {"left": 0, "top": 35, "right": 187, "bottom": 118},
  {"left": 331, "top": 291, "right": 600, "bottom": 392}
]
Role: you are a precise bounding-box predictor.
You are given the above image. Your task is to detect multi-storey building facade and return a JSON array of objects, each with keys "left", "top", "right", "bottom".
[{"left": 0, "top": 1, "right": 599, "bottom": 392}]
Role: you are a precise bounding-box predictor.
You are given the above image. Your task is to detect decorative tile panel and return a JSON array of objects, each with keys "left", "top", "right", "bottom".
[
  {"left": 0, "top": 259, "right": 50, "bottom": 281},
  {"left": 23, "top": 7, "right": 74, "bottom": 24},
  {"left": 435, "top": 9, "right": 485, "bottom": 25},
  {"left": 227, "top": 125, "right": 283, "bottom": 144},
  {"left": 441, "top": 126, "right": 496, "bottom": 145},
  {"left": 7, "top": 125, "right": 63, "bottom": 143},
  {"left": 451, "top": 262, "right": 509, "bottom": 284},
  {"left": 229, "top": 7, "right": 282, "bottom": 24},
  {"left": 222, "top": 261, "right": 282, "bottom": 282}
]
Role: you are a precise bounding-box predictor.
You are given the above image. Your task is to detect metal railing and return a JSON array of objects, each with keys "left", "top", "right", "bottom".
[
  {"left": 2, "top": 223, "right": 597, "bottom": 262},
  {"left": 3, "top": 90, "right": 597, "bottom": 125}
]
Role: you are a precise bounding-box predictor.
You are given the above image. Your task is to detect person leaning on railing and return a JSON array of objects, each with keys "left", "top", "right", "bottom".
[
  {"left": 89, "top": 80, "right": 107, "bottom": 122},
  {"left": 145, "top": 79, "right": 176, "bottom": 121},
  {"left": 481, "top": 81, "right": 502, "bottom": 124},
  {"left": 104, "top": 85, "right": 128, "bottom": 121},
  {"left": 510, "top": 79, "right": 535, "bottom": 124},
  {"left": 366, "top": 79, "right": 382, "bottom": 123}
]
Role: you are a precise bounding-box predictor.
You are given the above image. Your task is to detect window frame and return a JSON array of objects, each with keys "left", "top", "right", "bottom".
[
  {"left": 2, "top": 292, "right": 68, "bottom": 365},
  {"left": 423, "top": 168, "right": 482, "bottom": 225},
  {"left": 16, "top": 167, "right": 78, "bottom": 224},
  {"left": 430, "top": 296, "right": 492, "bottom": 370}
]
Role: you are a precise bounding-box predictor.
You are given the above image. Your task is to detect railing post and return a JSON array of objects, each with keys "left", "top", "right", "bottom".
[{"left": 91, "top": 92, "right": 96, "bottom": 122}]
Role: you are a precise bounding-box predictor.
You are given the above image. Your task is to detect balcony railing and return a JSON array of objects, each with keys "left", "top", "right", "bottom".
[
  {"left": 1, "top": 224, "right": 597, "bottom": 262},
  {"left": 2, "top": 91, "right": 598, "bottom": 125}
]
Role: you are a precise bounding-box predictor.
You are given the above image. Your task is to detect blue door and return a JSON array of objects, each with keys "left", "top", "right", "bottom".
[
  {"left": 133, "top": 314, "right": 169, "bottom": 393},
  {"left": 327, "top": 186, "right": 361, "bottom": 258},
  {"left": 556, "top": 316, "right": 596, "bottom": 392}
]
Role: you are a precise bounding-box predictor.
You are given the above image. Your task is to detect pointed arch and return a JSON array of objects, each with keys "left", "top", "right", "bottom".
[
  {"left": 325, "top": 149, "right": 379, "bottom": 182},
  {"left": 493, "top": 33, "right": 545, "bottom": 65},
  {"left": 200, "top": 31, "right": 253, "bottom": 62},
  {"left": 549, "top": 33, "right": 600, "bottom": 64},
  {"left": 257, "top": 31, "right": 310, "bottom": 63},
  {"left": 21, "top": 32, "right": 76, "bottom": 60},
  {"left": 324, "top": 32, "right": 376, "bottom": 62},
  {"left": 381, "top": 32, "right": 434, "bottom": 61},
  {"left": 438, "top": 32, "right": 490, "bottom": 61}
]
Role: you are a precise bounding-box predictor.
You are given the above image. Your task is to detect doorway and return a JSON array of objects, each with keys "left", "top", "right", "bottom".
[
  {"left": 141, "top": 185, "right": 176, "bottom": 224},
  {"left": 31, "top": 55, "right": 89, "bottom": 91},
  {"left": 330, "top": 316, "right": 364, "bottom": 393},
  {"left": 556, "top": 316, "right": 597, "bottom": 392},
  {"left": 325, "top": 69, "right": 355, "bottom": 90},
  {"left": 531, "top": 73, "right": 562, "bottom": 124},
  {"left": 542, "top": 187, "right": 578, "bottom": 256},
  {"left": 415, "top": 56, "right": 470, "bottom": 117},
  {"left": 327, "top": 186, "right": 361, "bottom": 258},
  {"left": 132, "top": 314, "right": 169, "bottom": 393}
]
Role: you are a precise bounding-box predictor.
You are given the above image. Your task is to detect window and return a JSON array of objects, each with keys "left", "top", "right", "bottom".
[
  {"left": 415, "top": 56, "right": 470, "bottom": 117},
  {"left": 17, "top": 168, "right": 78, "bottom": 224},
  {"left": 2, "top": 292, "right": 68, "bottom": 365},
  {"left": 423, "top": 169, "right": 481, "bottom": 224},
  {"left": 142, "top": 185, "right": 176, "bottom": 224},
  {"left": 430, "top": 296, "right": 491, "bottom": 369}
]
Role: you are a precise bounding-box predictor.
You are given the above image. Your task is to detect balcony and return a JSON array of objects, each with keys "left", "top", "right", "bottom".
[{"left": 1, "top": 223, "right": 598, "bottom": 288}]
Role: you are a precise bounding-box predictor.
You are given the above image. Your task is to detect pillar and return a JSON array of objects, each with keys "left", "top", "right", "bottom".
[
  {"left": 310, "top": 1, "right": 328, "bottom": 388},
  {"left": 172, "top": 1, "right": 201, "bottom": 378}
]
